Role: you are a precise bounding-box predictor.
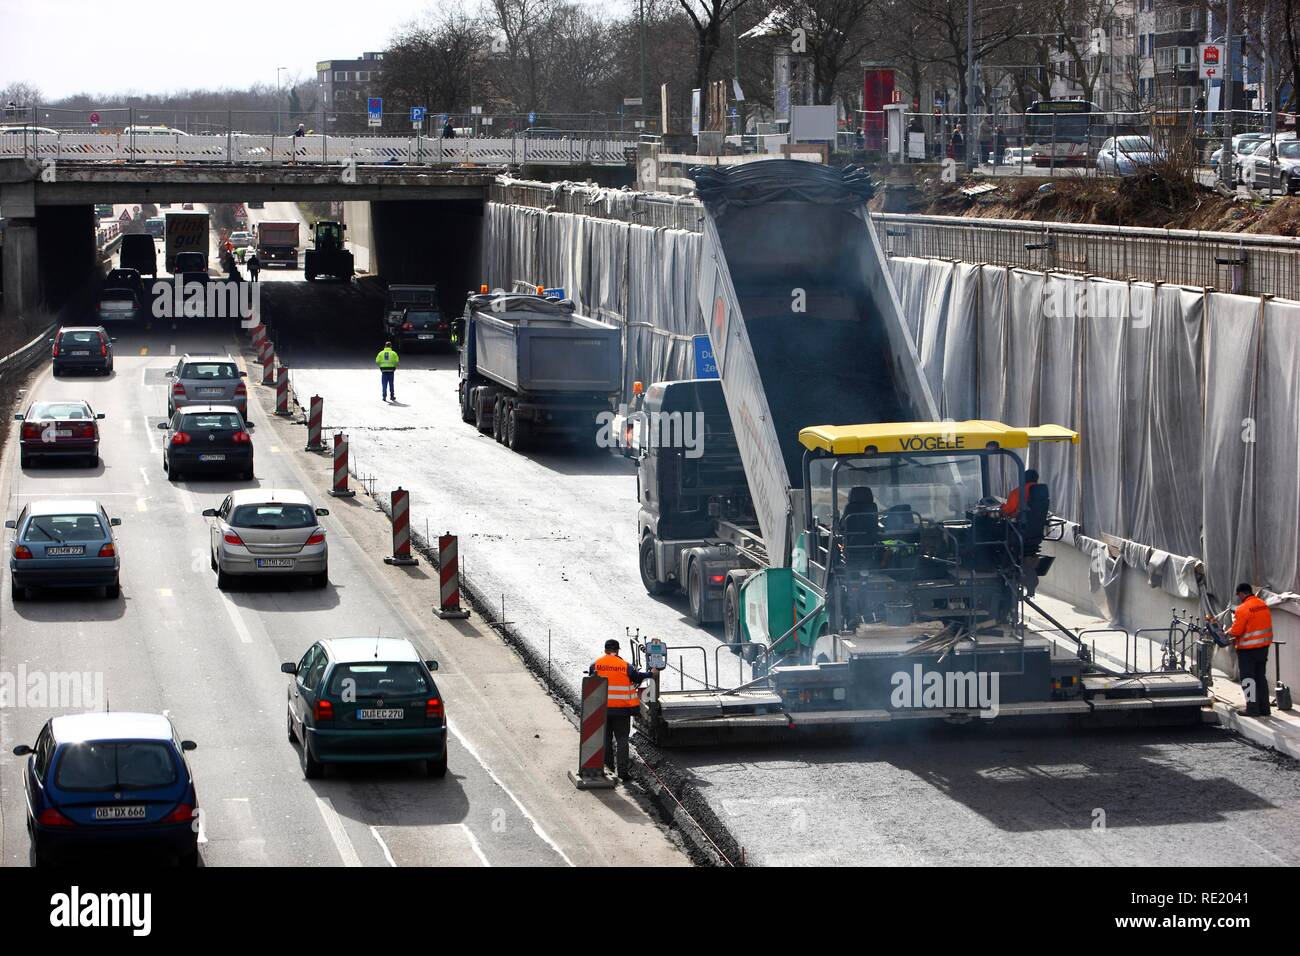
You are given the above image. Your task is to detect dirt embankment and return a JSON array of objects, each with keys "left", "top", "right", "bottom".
[{"left": 871, "top": 173, "right": 1300, "bottom": 236}]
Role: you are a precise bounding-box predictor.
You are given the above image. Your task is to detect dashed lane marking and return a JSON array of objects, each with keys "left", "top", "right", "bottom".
[
  {"left": 315, "top": 797, "right": 363, "bottom": 867},
  {"left": 369, "top": 826, "right": 397, "bottom": 867}
]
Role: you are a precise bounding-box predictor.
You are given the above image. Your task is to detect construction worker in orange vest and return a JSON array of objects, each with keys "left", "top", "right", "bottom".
[
  {"left": 1228, "top": 583, "right": 1275, "bottom": 717},
  {"left": 588, "top": 639, "right": 654, "bottom": 782},
  {"left": 1001, "top": 469, "right": 1038, "bottom": 517}
]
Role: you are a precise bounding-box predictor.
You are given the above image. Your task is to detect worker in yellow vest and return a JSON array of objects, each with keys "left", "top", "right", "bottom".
[
  {"left": 1228, "top": 583, "right": 1275, "bottom": 716},
  {"left": 375, "top": 341, "right": 400, "bottom": 402},
  {"left": 588, "top": 639, "right": 654, "bottom": 782}
]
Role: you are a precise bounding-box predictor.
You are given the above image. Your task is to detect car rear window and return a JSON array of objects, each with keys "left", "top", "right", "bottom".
[
  {"left": 1279, "top": 142, "right": 1300, "bottom": 159},
  {"left": 327, "top": 663, "right": 430, "bottom": 698},
  {"left": 181, "top": 362, "right": 238, "bottom": 380},
  {"left": 55, "top": 741, "right": 178, "bottom": 791},
  {"left": 24, "top": 514, "right": 105, "bottom": 542},
  {"left": 30, "top": 402, "right": 91, "bottom": 420},
  {"left": 181, "top": 413, "right": 242, "bottom": 430},
  {"left": 229, "top": 503, "right": 316, "bottom": 529},
  {"left": 59, "top": 330, "right": 102, "bottom": 346}
]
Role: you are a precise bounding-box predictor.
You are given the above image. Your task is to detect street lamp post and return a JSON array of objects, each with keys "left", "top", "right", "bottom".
[{"left": 277, "top": 66, "right": 287, "bottom": 134}]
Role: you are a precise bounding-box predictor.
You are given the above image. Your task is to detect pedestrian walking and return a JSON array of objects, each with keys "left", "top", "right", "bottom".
[
  {"left": 247, "top": 252, "right": 260, "bottom": 282},
  {"left": 587, "top": 639, "right": 654, "bottom": 782},
  {"left": 375, "top": 341, "right": 400, "bottom": 402}
]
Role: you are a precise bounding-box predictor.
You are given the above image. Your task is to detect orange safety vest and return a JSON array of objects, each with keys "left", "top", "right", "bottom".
[
  {"left": 592, "top": 654, "right": 641, "bottom": 709},
  {"left": 1002, "top": 481, "right": 1036, "bottom": 517},
  {"left": 1229, "top": 595, "right": 1274, "bottom": 651}
]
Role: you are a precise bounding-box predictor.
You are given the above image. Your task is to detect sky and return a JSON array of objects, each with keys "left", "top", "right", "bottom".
[{"left": 0, "top": 0, "right": 433, "bottom": 100}]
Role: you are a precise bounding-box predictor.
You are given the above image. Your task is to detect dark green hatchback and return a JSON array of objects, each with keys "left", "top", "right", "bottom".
[{"left": 282, "top": 637, "right": 447, "bottom": 780}]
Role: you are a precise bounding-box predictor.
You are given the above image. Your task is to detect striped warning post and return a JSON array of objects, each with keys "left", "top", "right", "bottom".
[
  {"left": 434, "top": 533, "right": 470, "bottom": 619},
  {"left": 250, "top": 323, "right": 266, "bottom": 348},
  {"left": 383, "top": 487, "right": 418, "bottom": 566},
  {"left": 304, "top": 395, "right": 325, "bottom": 452},
  {"left": 568, "top": 676, "right": 615, "bottom": 790},
  {"left": 261, "top": 352, "right": 276, "bottom": 386},
  {"left": 258, "top": 336, "right": 273, "bottom": 366},
  {"left": 275, "top": 364, "right": 291, "bottom": 417},
  {"left": 329, "top": 432, "right": 355, "bottom": 498}
]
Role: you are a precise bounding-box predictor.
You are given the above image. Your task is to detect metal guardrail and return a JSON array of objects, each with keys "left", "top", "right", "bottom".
[
  {"left": 0, "top": 322, "right": 57, "bottom": 383},
  {"left": 0, "top": 132, "right": 636, "bottom": 167}
]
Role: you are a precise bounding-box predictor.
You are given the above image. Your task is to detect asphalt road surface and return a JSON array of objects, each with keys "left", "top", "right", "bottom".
[
  {"left": 0, "top": 313, "right": 685, "bottom": 867},
  {"left": 262, "top": 280, "right": 1300, "bottom": 866}
]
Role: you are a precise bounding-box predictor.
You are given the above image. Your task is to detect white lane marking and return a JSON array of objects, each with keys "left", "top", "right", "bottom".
[
  {"left": 461, "top": 823, "right": 491, "bottom": 867},
  {"left": 369, "top": 826, "right": 397, "bottom": 867},
  {"left": 136, "top": 498, "right": 148, "bottom": 512},
  {"left": 270, "top": 445, "right": 280, "bottom": 454},
  {"left": 158, "top": 587, "right": 172, "bottom": 598},
  {"left": 139, "top": 465, "right": 151, "bottom": 486},
  {"left": 445, "top": 720, "right": 573, "bottom": 867},
  {"left": 219, "top": 592, "right": 254, "bottom": 644},
  {"left": 315, "top": 797, "right": 363, "bottom": 867}
]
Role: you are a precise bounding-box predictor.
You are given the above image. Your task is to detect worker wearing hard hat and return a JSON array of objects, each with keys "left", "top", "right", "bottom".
[
  {"left": 588, "top": 639, "right": 655, "bottom": 782},
  {"left": 1228, "top": 583, "right": 1274, "bottom": 717},
  {"left": 375, "top": 341, "right": 400, "bottom": 402}
]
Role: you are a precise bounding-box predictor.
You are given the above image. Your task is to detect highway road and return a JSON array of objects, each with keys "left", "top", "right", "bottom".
[
  {"left": 264, "top": 283, "right": 1300, "bottom": 867},
  {"left": 0, "top": 310, "right": 686, "bottom": 867}
]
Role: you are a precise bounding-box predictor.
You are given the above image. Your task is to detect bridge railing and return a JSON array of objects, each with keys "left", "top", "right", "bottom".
[{"left": 0, "top": 131, "right": 635, "bottom": 167}]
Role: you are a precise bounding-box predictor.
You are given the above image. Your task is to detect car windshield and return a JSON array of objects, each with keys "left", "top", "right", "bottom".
[
  {"left": 59, "top": 330, "right": 101, "bottom": 346},
  {"left": 406, "top": 310, "right": 440, "bottom": 322},
  {"left": 1239, "top": 141, "right": 1263, "bottom": 155},
  {"left": 327, "top": 662, "right": 430, "bottom": 698},
  {"left": 30, "top": 402, "right": 91, "bottom": 420},
  {"left": 1115, "top": 137, "right": 1153, "bottom": 152},
  {"left": 24, "top": 513, "right": 105, "bottom": 542},
  {"left": 229, "top": 503, "right": 316, "bottom": 529},
  {"left": 55, "top": 741, "right": 178, "bottom": 791},
  {"left": 182, "top": 362, "right": 238, "bottom": 380},
  {"left": 181, "top": 413, "right": 241, "bottom": 430}
]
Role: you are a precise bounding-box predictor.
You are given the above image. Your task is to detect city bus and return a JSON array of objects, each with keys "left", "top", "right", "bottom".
[{"left": 1025, "top": 99, "right": 1099, "bottom": 167}]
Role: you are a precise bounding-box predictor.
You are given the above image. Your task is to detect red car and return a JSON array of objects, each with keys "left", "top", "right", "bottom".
[{"left": 14, "top": 399, "right": 105, "bottom": 469}]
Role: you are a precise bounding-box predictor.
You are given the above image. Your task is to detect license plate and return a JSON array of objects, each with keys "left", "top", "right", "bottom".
[
  {"left": 94, "top": 805, "right": 146, "bottom": 820},
  {"left": 198, "top": 454, "right": 226, "bottom": 462},
  {"left": 70, "top": 350, "right": 90, "bottom": 356},
  {"left": 417, "top": 334, "right": 436, "bottom": 340},
  {"left": 198, "top": 388, "right": 224, "bottom": 397},
  {"left": 46, "top": 546, "right": 85, "bottom": 556},
  {"left": 54, "top": 429, "right": 73, "bottom": 437},
  {"left": 256, "top": 558, "right": 293, "bottom": 568},
  {"left": 357, "top": 709, "right": 404, "bottom": 720}
]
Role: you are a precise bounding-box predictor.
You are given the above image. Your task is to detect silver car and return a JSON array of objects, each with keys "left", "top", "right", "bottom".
[
  {"left": 166, "top": 353, "right": 248, "bottom": 419},
  {"left": 204, "top": 489, "right": 329, "bottom": 590}
]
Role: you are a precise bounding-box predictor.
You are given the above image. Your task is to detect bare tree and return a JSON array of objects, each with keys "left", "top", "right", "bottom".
[
  {"left": 382, "top": 5, "right": 494, "bottom": 115},
  {"left": 900, "top": 0, "right": 1036, "bottom": 114},
  {"left": 1, "top": 81, "right": 42, "bottom": 109},
  {"left": 764, "top": 0, "right": 879, "bottom": 105},
  {"left": 678, "top": 0, "right": 753, "bottom": 92}
]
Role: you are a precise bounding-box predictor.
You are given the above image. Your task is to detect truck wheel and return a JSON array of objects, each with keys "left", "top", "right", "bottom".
[
  {"left": 724, "top": 580, "right": 741, "bottom": 651},
  {"left": 493, "top": 398, "right": 507, "bottom": 443},
  {"left": 459, "top": 382, "right": 475, "bottom": 424},
  {"left": 507, "top": 406, "right": 528, "bottom": 450},
  {"left": 474, "top": 391, "right": 493, "bottom": 433},
  {"left": 686, "top": 561, "right": 706, "bottom": 625},
  {"left": 639, "top": 535, "right": 671, "bottom": 596}
]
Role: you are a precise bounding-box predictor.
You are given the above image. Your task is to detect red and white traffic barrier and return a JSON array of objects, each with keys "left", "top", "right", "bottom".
[
  {"left": 304, "top": 395, "right": 325, "bottom": 452},
  {"left": 250, "top": 323, "right": 267, "bottom": 349},
  {"left": 435, "top": 533, "right": 470, "bottom": 619},
  {"left": 261, "top": 353, "right": 276, "bottom": 387},
  {"left": 329, "top": 432, "right": 355, "bottom": 498},
  {"left": 258, "top": 336, "right": 273, "bottom": 366},
  {"left": 568, "top": 675, "right": 615, "bottom": 790},
  {"left": 383, "top": 487, "right": 419, "bottom": 566},
  {"left": 275, "top": 364, "right": 291, "bottom": 417}
]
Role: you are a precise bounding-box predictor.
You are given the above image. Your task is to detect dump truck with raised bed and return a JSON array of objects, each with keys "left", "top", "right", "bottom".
[
  {"left": 631, "top": 161, "right": 1213, "bottom": 745},
  {"left": 457, "top": 290, "right": 621, "bottom": 452}
]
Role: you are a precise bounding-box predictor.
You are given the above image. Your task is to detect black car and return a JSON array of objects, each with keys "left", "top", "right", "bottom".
[
  {"left": 387, "top": 307, "right": 452, "bottom": 350},
  {"left": 119, "top": 233, "right": 157, "bottom": 277},
  {"left": 159, "top": 404, "right": 254, "bottom": 481},
  {"left": 96, "top": 287, "right": 140, "bottom": 325},
  {"left": 106, "top": 267, "right": 146, "bottom": 301},
  {"left": 51, "top": 326, "right": 114, "bottom": 376}
]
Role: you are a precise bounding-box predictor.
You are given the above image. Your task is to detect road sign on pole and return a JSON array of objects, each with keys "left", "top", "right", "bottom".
[
  {"left": 89, "top": 111, "right": 100, "bottom": 128},
  {"left": 1199, "top": 43, "right": 1221, "bottom": 80},
  {"left": 410, "top": 106, "right": 426, "bottom": 129},
  {"left": 528, "top": 111, "right": 537, "bottom": 125},
  {"left": 367, "top": 97, "right": 383, "bottom": 128},
  {"left": 692, "top": 334, "right": 719, "bottom": 379}
]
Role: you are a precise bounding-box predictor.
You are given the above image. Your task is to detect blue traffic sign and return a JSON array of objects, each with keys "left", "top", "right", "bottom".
[
  {"left": 410, "top": 106, "right": 426, "bottom": 123},
  {"left": 528, "top": 111, "right": 537, "bottom": 125},
  {"left": 693, "top": 334, "right": 718, "bottom": 379},
  {"left": 367, "top": 97, "right": 383, "bottom": 116}
]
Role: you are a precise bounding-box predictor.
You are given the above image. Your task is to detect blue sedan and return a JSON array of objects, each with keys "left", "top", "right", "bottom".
[
  {"left": 13, "top": 712, "right": 200, "bottom": 866},
  {"left": 6, "top": 499, "right": 121, "bottom": 601}
]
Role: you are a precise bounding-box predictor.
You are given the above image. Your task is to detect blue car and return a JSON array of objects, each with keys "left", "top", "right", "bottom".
[
  {"left": 13, "top": 712, "right": 200, "bottom": 866},
  {"left": 6, "top": 499, "right": 122, "bottom": 601}
]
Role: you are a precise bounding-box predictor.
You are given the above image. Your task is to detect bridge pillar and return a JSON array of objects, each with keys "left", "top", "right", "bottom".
[
  {"left": 36, "top": 204, "right": 97, "bottom": 314},
  {"left": 0, "top": 216, "right": 40, "bottom": 322}
]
